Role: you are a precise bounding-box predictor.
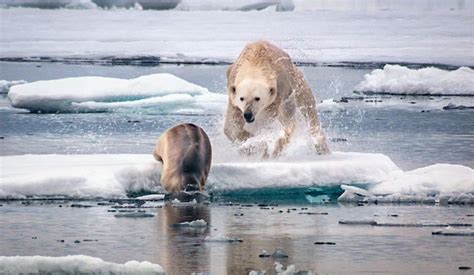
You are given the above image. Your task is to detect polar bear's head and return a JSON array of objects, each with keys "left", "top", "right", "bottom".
[{"left": 230, "top": 78, "right": 276, "bottom": 123}]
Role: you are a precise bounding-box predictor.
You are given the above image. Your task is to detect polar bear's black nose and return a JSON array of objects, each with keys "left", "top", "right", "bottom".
[{"left": 244, "top": 112, "right": 254, "bottom": 123}]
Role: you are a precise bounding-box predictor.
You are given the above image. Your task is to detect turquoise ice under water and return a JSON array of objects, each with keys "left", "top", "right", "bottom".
[{"left": 1, "top": 62, "right": 473, "bottom": 273}]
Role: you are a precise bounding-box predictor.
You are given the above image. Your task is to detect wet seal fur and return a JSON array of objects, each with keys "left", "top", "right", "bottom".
[{"left": 153, "top": 123, "right": 212, "bottom": 193}]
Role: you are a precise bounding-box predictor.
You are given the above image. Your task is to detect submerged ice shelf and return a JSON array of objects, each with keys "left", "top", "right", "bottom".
[{"left": 0, "top": 153, "right": 472, "bottom": 203}]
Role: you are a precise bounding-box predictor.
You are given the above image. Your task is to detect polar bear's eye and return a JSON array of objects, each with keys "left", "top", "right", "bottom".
[
  {"left": 255, "top": 97, "right": 260, "bottom": 101},
  {"left": 239, "top": 97, "right": 244, "bottom": 101}
]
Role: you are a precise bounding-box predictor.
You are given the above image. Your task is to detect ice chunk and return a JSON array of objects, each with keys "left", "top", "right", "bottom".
[
  {"left": 338, "top": 184, "right": 371, "bottom": 202},
  {"left": 274, "top": 262, "right": 295, "bottom": 274},
  {"left": 432, "top": 227, "right": 474, "bottom": 236},
  {"left": 114, "top": 212, "right": 154, "bottom": 218},
  {"left": 0, "top": 255, "right": 164, "bottom": 274},
  {"left": 339, "top": 219, "right": 377, "bottom": 225},
  {"left": 135, "top": 194, "right": 165, "bottom": 201},
  {"left": 8, "top": 73, "right": 225, "bottom": 113},
  {"left": 172, "top": 219, "right": 208, "bottom": 228},
  {"left": 271, "top": 249, "right": 289, "bottom": 258},
  {"left": 317, "top": 98, "right": 342, "bottom": 112},
  {"left": 355, "top": 65, "right": 474, "bottom": 96},
  {"left": 203, "top": 236, "right": 243, "bottom": 243},
  {"left": 442, "top": 103, "right": 474, "bottom": 110},
  {"left": 0, "top": 80, "right": 26, "bottom": 94},
  {"left": 370, "top": 164, "right": 474, "bottom": 196}
]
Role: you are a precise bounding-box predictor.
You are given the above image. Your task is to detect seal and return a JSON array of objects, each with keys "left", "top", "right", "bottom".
[{"left": 153, "top": 123, "right": 212, "bottom": 193}]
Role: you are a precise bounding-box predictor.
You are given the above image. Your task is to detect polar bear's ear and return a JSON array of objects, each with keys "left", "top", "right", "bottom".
[
  {"left": 230, "top": 85, "right": 236, "bottom": 94},
  {"left": 269, "top": 87, "right": 275, "bottom": 96}
]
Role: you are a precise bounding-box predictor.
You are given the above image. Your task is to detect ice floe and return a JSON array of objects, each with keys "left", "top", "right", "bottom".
[
  {"left": 204, "top": 235, "right": 243, "bottom": 243},
  {"left": 114, "top": 212, "right": 154, "bottom": 218},
  {"left": 172, "top": 219, "right": 208, "bottom": 228},
  {"left": 355, "top": 65, "right": 474, "bottom": 96},
  {"left": 0, "top": 255, "right": 164, "bottom": 274},
  {"left": 8, "top": 73, "right": 226, "bottom": 113},
  {"left": 338, "top": 164, "right": 474, "bottom": 204},
  {"left": 0, "top": 80, "right": 26, "bottom": 94},
  {"left": 432, "top": 227, "right": 474, "bottom": 236},
  {"left": 1, "top": 8, "right": 473, "bottom": 66},
  {"left": 0, "top": 153, "right": 472, "bottom": 203}
]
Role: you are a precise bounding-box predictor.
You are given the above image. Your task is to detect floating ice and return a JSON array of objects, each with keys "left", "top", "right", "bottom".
[
  {"left": 204, "top": 236, "right": 243, "bottom": 243},
  {"left": 1, "top": 154, "right": 472, "bottom": 202},
  {"left": 114, "top": 212, "right": 154, "bottom": 218},
  {"left": 8, "top": 73, "right": 226, "bottom": 113},
  {"left": 339, "top": 219, "right": 377, "bottom": 225},
  {"left": 0, "top": 255, "right": 164, "bottom": 274},
  {"left": 432, "top": 228, "right": 474, "bottom": 236},
  {"left": 338, "top": 185, "right": 371, "bottom": 202},
  {"left": 135, "top": 194, "right": 165, "bottom": 201},
  {"left": 172, "top": 219, "right": 208, "bottom": 228},
  {"left": 337, "top": 164, "right": 474, "bottom": 204},
  {"left": 274, "top": 262, "right": 295, "bottom": 274},
  {"left": 355, "top": 65, "right": 474, "bottom": 96},
  {"left": 370, "top": 164, "right": 474, "bottom": 196},
  {"left": 176, "top": 0, "right": 293, "bottom": 11},
  {"left": 1, "top": 8, "right": 473, "bottom": 66},
  {"left": 317, "top": 98, "right": 342, "bottom": 112},
  {"left": 0, "top": 80, "right": 26, "bottom": 94}
]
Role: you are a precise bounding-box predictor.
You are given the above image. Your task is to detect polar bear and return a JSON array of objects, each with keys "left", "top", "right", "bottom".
[
  {"left": 153, "top": 123, "right": 212, "bottom": 192},
  {"left": 224, "top": 41, "right": 330, "bottom": 158}
]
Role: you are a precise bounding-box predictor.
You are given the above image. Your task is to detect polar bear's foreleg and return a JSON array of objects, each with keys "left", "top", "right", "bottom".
[
  {"left": 272, "top": 123, "right": 295, "bottom": 158},
  {"left": 297, "top": 102, "right": 331, "bottom": 155}
]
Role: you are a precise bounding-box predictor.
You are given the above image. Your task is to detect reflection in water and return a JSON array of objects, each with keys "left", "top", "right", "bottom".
[{"left": 155, "top": 203, "right": 210, "bottom": 274}]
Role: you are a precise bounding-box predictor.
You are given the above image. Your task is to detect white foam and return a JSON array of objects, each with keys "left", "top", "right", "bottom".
[
  {"left": 355, "top": 65, "right": 474, "bottom": 96},
  {"left": 0, "top": 80, "right": 26, "bottom": 94},
  {"left": 0, "top": 255, "right": 164, "bottom": 274},
  {"left": 8, "top": 73, "right": 226, "bottom": 113}
]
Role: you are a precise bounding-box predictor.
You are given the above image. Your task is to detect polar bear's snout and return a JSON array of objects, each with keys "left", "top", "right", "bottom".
[{"left": 244, "top": 111, "right": 255, "bottom": 123}]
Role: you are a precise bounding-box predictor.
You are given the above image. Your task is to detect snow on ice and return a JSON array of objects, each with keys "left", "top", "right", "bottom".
[{"left": 355, "top": 65, "right": 474, "bottom": 96}]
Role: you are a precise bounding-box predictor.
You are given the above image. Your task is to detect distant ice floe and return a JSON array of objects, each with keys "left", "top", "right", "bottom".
[
  {"left": 1, "top": 8, "right": 473, "bottom": 67},
  {"left": 317, "top": 98, "right": 342, "bottom": 112},
  {"left": 8, "top": 73, "right": 226, "bottom": 113},
  {"left": 1, "top": 153, "right": 473, "bottom": 203},
  {"left": 176, "top": 0, "right": 294, "bottom": 11},
  {"left": 0, "top": 79, "right": 26, "bottom": 94},
  {"left": 0, "top": 255, "right": 164, "bottom": 274},
  {"left": 0, "top": 0, "right": 181, "bottom": 10},
  {"left": 355, "top": 65, "right": 474, "bottom": 96}
]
